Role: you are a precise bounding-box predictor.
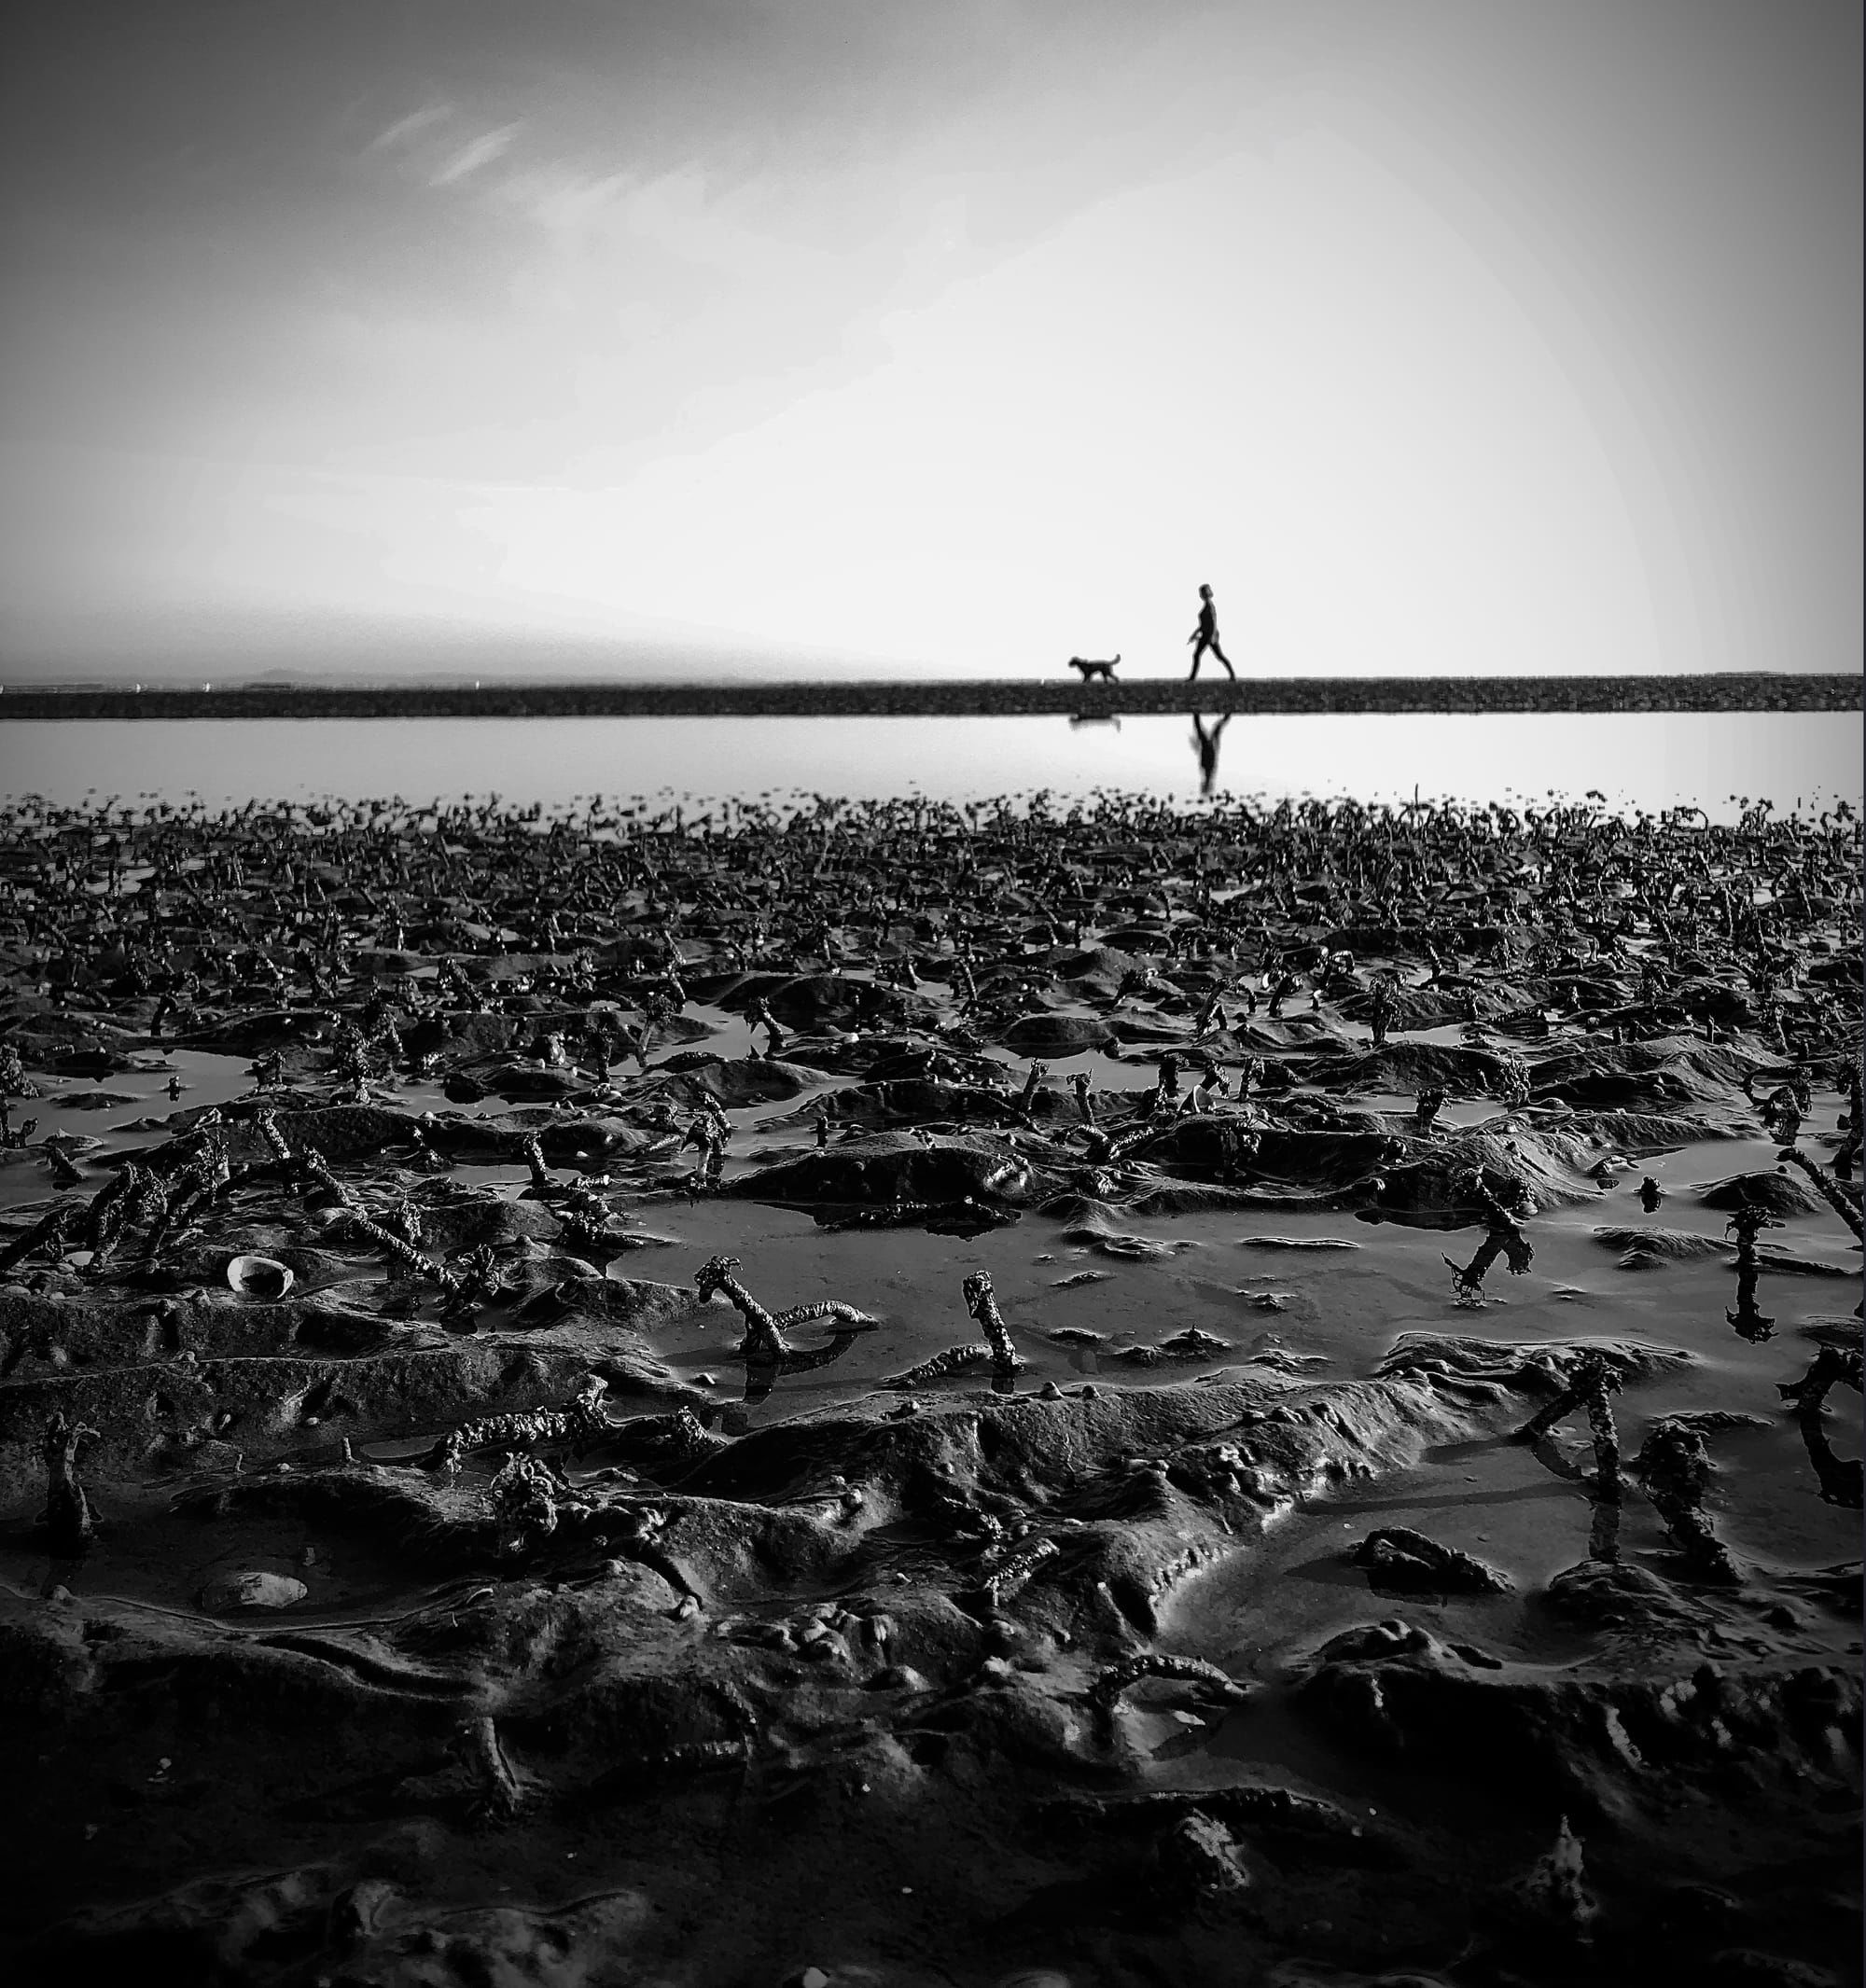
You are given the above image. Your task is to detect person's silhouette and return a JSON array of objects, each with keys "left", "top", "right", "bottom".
[
  {"left": 1187, "top": 583, "right": 1236, "bottom": 681},
  {"left": 1191, "top": 712, "right": 1231, "bottom": 796},
  {"left": 1191, "top": 580, "right": 1232, "bottom": 684}
]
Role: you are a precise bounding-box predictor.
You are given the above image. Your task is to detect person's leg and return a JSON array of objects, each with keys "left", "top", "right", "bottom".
[
  {"left": 1189, "top": 640, "right": 1207, "bottom": 681},
  {"left": 1214, "top": 640, "right": 1237, "bottom": 680}
]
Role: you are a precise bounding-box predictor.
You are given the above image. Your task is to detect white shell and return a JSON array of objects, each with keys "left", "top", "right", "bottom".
[
  {"left": 198, "top": 1569, "right": 308, "bottom": 1611},
  {"left": 226, "top": 1253, "right": 294, "bottom": 1300}
]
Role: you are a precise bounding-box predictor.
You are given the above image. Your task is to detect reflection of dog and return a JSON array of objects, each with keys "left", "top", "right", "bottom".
[{"left": 1067, "top": 654, "right": 1120, "bottom": 683}]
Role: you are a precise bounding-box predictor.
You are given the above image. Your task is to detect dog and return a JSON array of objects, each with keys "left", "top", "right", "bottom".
[{"left": 1067, "top": 654, "right": 1120, "bottom": 683}]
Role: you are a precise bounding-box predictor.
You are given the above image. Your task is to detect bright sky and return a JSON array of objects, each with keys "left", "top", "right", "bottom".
[{"left": 1, "top": 1, "right": 1859, "bottom": 680}]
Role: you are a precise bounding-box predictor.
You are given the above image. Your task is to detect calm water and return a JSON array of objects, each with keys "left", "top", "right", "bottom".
[{"left": 2, "top": 710, "right": 1858, "bottom": 818}]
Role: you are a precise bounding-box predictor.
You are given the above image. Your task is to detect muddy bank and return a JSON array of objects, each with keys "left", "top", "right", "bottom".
[{"left": 0, "top": 787, "right": 1859, "bottom": 1986}]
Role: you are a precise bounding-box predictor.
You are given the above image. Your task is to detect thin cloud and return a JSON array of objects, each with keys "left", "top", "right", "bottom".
[
  {"left": 369, "top": 104, "right": 453, "bottom": 153},
  {"left": 430, "top": 122, "right": 522, "bottom": 188}
]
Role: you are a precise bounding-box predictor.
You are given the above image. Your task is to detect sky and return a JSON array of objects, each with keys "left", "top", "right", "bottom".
[{"left": 1, "top": 0, "right": 1859, "bottom": 682}]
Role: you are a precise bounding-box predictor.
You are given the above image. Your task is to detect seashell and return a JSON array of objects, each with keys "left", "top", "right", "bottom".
[
  {"left": 227, "top": 1253, "right": 294, "bottom": 1300},
  {"left": 198, "top": 1569, "right": 308, "bottom": 1612}
]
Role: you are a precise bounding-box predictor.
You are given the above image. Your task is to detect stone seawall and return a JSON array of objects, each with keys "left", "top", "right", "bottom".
[{"left": 2, "top": 672, "right": 1858, "bottom": 720}]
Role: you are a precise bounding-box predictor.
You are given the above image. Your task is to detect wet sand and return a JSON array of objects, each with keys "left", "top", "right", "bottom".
[{"left": 0, "top": 786, "right": 1859, "bottom": 1987}]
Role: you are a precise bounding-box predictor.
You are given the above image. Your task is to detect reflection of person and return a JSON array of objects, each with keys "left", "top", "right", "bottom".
[
  {"left": 1191, "top": 712, "right": 1231, "bottom": 796},
  {"left": 1187, "top": 583, "right": 1236, "bottom": 680}
]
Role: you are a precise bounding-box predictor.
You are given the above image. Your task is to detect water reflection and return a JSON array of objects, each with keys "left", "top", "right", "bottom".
[
  {"left": 1780, "top": 1347, "right": 1864, "bottom": 1508},
  {"left": 6, "top": 710, "right": 1856, "bottom": 821},
  {"left": 1724, "top": 1200, "right": 1780, "bottom": 1342},
  {"left": 740, "top": 1328, "right": 870, "bottom": 1408},
  {"left": 1191, "top": 712, "right": 1232, "bottom": 797}
]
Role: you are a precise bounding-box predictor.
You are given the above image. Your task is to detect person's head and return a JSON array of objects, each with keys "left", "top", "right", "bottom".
[{"left": 1199, "top": 584, "right": 1212, "bottom": 598}]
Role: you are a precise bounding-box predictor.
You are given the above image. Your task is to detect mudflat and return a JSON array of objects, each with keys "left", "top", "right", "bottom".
[
  {"left": 3, "top": 669, "right": 1859, "bottom": 720},
  {"left": 0, "top": 786, "right": 1859, "bottom": 1987}
]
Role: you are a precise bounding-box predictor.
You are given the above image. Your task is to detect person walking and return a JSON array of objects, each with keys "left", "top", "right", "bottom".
[{"left": 1187, "top": 583, "right": 1236, "bottom": 681}]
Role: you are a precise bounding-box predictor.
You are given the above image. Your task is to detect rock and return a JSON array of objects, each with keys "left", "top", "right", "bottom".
[
  {"left": 1348, "top": 1526, "right": 1512, "bottom": 1595},
  {"left": 196, "top": 1570, "right": 308, "bottom": 1612}
]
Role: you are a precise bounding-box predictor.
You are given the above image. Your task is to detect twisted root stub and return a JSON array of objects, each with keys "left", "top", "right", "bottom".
[
  {"left": 1632, "top": 1420, "right": 1740, "bottom": 1584},
  {"left": 1092, "top": 1650, "right": 1250, "bottom": 1713},
  {"left": 1514, "top": 1353, "right": 1621, "bottom": 1445},
  {"left": 453, "top": 1716, "right": 529, "bottom": 1824},
  {"left": 885, "top": 1342, "right": 992, "bottom": 1388},
  {"left": 695, "top": 1253, "right": 874, "bottom": 1363},
  {"left": 1780, "top": 1344, "right": 1864, "bottom": 1416},
  {"left": 886, "top": 1272, "right": 1026, "bottom": 1386},
  {"left": 973, "top": 1536, "right": 1059, "bottom": 1613},
  {"left": 695, "top": 1254, "right": 787, "bottom": 1360},
  {"left": 41, "top": 1411, "right": 100, "bottom": 1555},
  {"left": 962, "top": 1269, "right": 1022, "bottom": 1372}
]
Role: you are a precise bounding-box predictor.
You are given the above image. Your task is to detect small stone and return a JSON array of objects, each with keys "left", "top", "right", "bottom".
[
  {"left": 1038, "top": 1380, "right": 1064, "bottom": 1400},
  {"left": 867, "top": 1662, "right": 929, "bottom": 1692}
]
